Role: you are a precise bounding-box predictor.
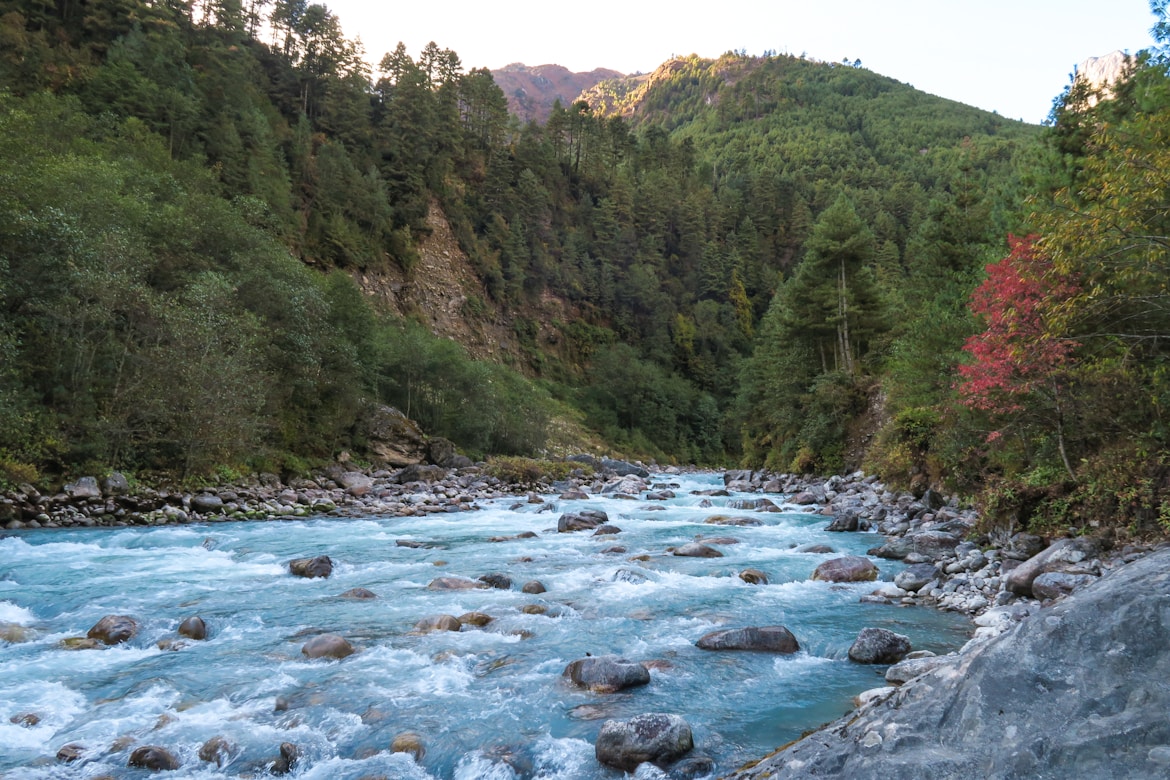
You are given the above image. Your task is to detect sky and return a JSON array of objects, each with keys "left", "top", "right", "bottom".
[{"left": 322, "top": 0, "right": 1159, "bottom": 125}]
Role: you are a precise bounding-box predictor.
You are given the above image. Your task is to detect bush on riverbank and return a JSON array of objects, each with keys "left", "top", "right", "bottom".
[{"left": 483, "top": 456, "right": 587, "bottom": 485}]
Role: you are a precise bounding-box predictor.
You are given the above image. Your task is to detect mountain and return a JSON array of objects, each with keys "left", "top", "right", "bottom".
[{"left": 490, "top": 62, "right": 623, "bottom": 122}]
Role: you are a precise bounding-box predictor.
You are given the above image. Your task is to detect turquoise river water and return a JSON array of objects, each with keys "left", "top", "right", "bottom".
[{"left": 0, "top": 473, "right": 970, "bottom": 778}]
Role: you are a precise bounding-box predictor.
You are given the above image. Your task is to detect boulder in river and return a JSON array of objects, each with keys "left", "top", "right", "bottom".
[
  {"left": 704, "top": 515, "right": 763, "bottom": 526},
  {"left": 414, "top": 614, "right": 462, "bottom": 633},
  {"left": 56, "top": 743, "right": 86, "bottom": 763},
  {"left": 848, "top": 627, "right": 912, "bottom": 664},
  {"left": 301, "top": 633, "right": 355, "bottom": 659},
  {"left": 522, "top": 580, "right": 547, "bottom": 594},
  {"left": 391, "top": 731, "right": 426, "bottom": 761},
  {"left": 288, "top": 555, "right": 333, "bottom": 579},
  {"left": 672, "top": 542, "right": 723, "bottom": 558},
  {"left": 427, "top": 576, "right": 488, "bottom": 591},
  {"left": 563, "top": 655, "right": 651, "bottom": 693},
  {"left": 0, "top": 621, "right": 30, "bottom": 643},
  {"left": 177, "top": 616, "right": 207, "bottom": 640},
  {"left": 128, "top": 745, "right": 181, "bottom": 770},
  {"left": 595, "top": 713, "right": 694, "bottom": 772},
  {"left": 270, "top": 742, "right": 298, "bottom": 775},
  {"left": 87, "top": 614, "right": 138, "bottom": 645},
  {"left": 811, "top": 556, "right": 878, "bottom": 583},
  {"left": 198, "top": 735, "right": 236, "bottom": 767},
  {"left": 558, "top": 510, "right": 609, "bottom": 532},
  {"left": 696, "top": 626, "right": 799, "bottom": 653},
  {"left": 458, "top": 611, "right": 493, "bottom": 627},
  {"left": 720, "top": 547, "right": 1170, "bottom": 780},
  {"left": 478, "top": 572, "right": 513, "bottom": 589},
  {"left": 825, "top": 511, "right": 859, "bottom": 532},
  {"left": 339, "top": 587, "right": 377, "bottom": 599},
  {"left": 739, "top": 569, "right": 769, "bottom": 585}
]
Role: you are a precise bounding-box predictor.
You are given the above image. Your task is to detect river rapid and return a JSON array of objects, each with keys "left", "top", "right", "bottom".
[{"left": 0, "top": 472, "right": 969, "bottom": 778}]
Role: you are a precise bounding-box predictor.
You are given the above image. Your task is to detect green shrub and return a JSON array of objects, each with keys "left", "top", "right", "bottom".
[{"left": 484, "top": 456, "right": 583, "bottom": 485}]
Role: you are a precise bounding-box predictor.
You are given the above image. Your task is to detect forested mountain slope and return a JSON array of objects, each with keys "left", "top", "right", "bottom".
[{"left": 3, "top": 0, "right": 1168, "bottom": 539}]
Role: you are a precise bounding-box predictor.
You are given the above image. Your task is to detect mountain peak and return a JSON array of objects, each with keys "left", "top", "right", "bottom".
[
  {"left": 490, "top": 63, "right": 623, "bottom": 123},
  {"left": 1075, "top": 50, "right": 1131, "bottom": 104}
]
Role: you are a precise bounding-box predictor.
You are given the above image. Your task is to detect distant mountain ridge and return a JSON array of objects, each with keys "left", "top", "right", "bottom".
[{"left": 490, "top": 63, "right": 623, "bottom": 123}]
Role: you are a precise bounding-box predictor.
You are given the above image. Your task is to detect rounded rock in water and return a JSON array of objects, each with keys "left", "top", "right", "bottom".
[
  {"left": 301, "top": 633, "right": 355, "bottom": 659},
  {"left": 595, "top": 713, "right": 694, "bottom": 772},
  {"left": 178, "top": 615, "right": 207, "bottom": 640},
  {"left": 563, "top": 655, "right": 651, "bottom": 692},
  {"left": 86, "top": 614, "right": 138, "bottom": 645}
]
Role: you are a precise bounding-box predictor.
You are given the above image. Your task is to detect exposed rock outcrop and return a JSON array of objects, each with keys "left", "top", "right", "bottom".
[{"left": 723, "top": 547, "right": 1170, "bottom": 779}]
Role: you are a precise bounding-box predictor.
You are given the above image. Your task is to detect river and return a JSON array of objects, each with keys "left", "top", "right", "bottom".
[{"left": 0, "top": 472, "right": 969, "bottom": 778}]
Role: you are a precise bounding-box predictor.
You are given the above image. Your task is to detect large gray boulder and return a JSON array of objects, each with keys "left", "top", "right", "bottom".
[
  {"left": 558, "top": 510, "right": 609, "bottom": 532},
  {"left": 672, "top": 542, "right": 723, "bottom": 558},
  {"left": 301, "top": 633, "right": 355, "bottom": 659},
  {"left": 64, "top": 476, "right": 102, "bottom": 500},
  {"left": 811, "top": 556, "right": 879, "bottom": 583},
  {"left": 595, "top": 713, "right": 693, "bottom": 772},
  {"left": 721, "top": 548, "right": 1170, "bottom": 780},
  {"left": 288, "top": 555, "right": 333, "bottom": 579},
  {"left": 600, "top": 458, "right": 650, "bottom": 478},
  {"left": 1004, "top": 538, "right": 1100, "bottom": 597},
  {"left": 563, "top": 655, "right": 651, "bottom": 693},
  {"left": 358, "top": 404, "right": 427, "bottom": 466},
  {"left": 894, "top": 563, "right": 941, "bottom": 592},
  {"left": 847, "top": 628, "right": 912, "bottom": 664},
  {"left": 696, "top": 626, "right": 799, "bottom": 653}
]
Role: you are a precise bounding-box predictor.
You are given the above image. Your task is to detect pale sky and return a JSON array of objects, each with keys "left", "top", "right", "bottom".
[{"left": 324, "top": 0, "right": 1159, "bottom": 124}]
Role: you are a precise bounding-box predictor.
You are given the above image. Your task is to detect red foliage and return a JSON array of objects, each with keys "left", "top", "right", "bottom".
[{"left": 957, "top": 235, "right": 1078, "bottom": 416}]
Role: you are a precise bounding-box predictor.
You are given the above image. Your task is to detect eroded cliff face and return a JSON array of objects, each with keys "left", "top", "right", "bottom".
[
  {"left": 354, "top": 201, "right": 512, "bottom": 363},
  {"left": 353, "top": 200, "right": 578, "bottom": 371},
  {"left": 1076, "top": 50, "right": 1131, "bottom": 105}
]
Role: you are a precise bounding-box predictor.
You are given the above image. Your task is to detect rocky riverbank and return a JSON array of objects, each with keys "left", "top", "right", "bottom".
[{"left": 7, "top": 461, "right": 1152, "bottom": 624}]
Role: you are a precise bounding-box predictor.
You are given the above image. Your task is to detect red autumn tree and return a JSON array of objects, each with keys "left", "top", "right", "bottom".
[{"left": 957, "top": 234, "right": 1079, "bottom": 477}]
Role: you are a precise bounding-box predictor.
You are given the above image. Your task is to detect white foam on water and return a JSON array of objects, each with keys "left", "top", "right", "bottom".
[
  {"left": 348, "top": 644, "right": 477, "bottom": 699},
  {"left": 299, "top": 751, "right": 437, "bottom": 780},
  {"left": 454, "top": 751, "right": 521, "bottom": 780},
  {"left": 11, "top": 641, "right": 162, "bottom": 680},
  {"left": 531, "top": 734, "right": 595, "bottom": 779},
  {"left": 0, "top": 600, "right": 36, "bottom": 624},
  {"left": 0, "top": 681, "right": 87, "bottom": 752}
]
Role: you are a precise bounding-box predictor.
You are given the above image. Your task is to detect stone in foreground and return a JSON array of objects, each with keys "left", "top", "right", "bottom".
[
  {"left": 848, "top": 627, "right": 912, "bottom": 664},
  {"left": 721, "top": 547, "right": 1170, "bottom": 780},
  {"left": 595, "top": 713, "right": 694, "bottom": 772}
]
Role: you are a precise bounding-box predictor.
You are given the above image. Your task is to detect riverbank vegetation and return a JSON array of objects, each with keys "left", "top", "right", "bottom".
[{"left": 1, "top": 0, "right": 1168, "bottom": 536}]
